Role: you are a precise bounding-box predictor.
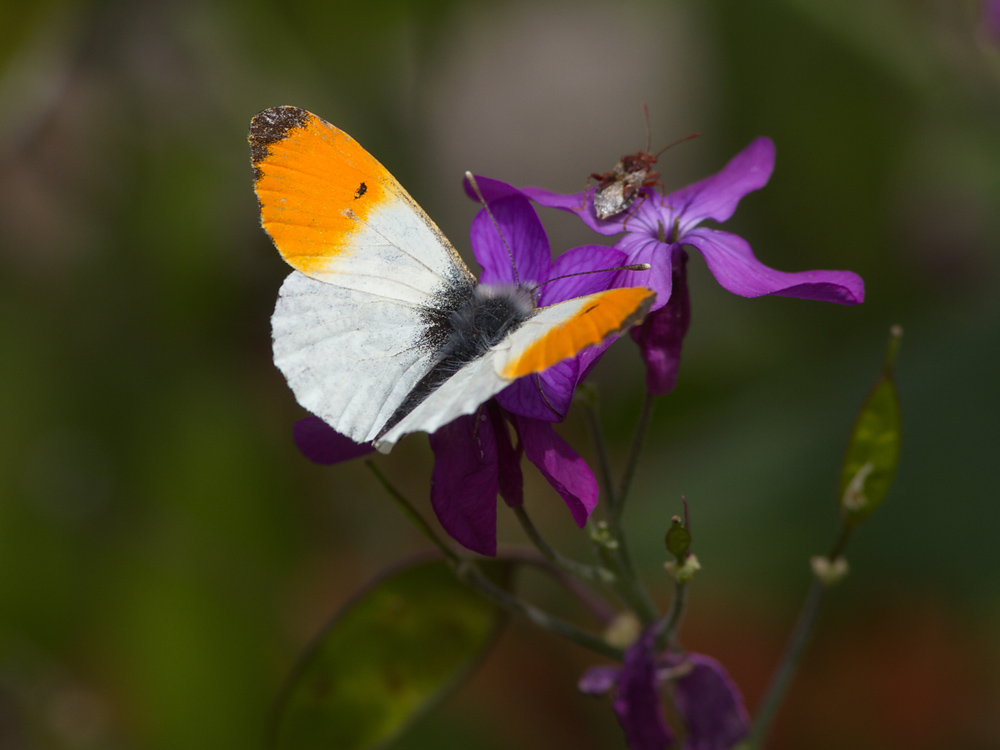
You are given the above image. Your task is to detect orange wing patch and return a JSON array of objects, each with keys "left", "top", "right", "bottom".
[
  {"left": 249, "top": 106, "right": 390, "bottom": 276},
  {"left": 503, "top": 287, "right": 655, "bottom": 379}
]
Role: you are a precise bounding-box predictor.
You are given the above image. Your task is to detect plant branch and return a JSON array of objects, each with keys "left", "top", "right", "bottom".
[
  {"left": 457, "top": 560, "right": 624, "bottom": 660},
  {"left": 512, "top": 505, "right": 615, "bottom": 583}
]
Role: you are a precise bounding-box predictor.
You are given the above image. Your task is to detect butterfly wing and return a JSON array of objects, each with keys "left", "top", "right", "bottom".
[
  {"left": 375, "top": 286, "right": 655, "bottom": 451},
  {"left": 251, "top": 106, "right": 476, "bottom": 444}
]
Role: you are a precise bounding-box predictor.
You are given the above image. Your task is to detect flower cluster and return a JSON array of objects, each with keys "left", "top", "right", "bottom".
[
  {"left": 293, "top": 135, "right": 864, "bottom": 750},
  {"left": 299, "top": 136, "right": 863, "bottom": 557}
]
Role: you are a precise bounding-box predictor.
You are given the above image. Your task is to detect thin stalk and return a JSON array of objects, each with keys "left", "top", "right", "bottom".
[
  {"left": 366, "top": 461, "right": 458, "bottom": 563},
  {"left": 746, "top": 578, "right": 824, "bottom": 749},
  {"left": 512, "top": 505, "right": 615, "bottom": 583},
  {"left": 654, "top": 580, "right": 688, "bottom": 646},
  {"left": 748, "top": 522, "right": 854, "bottom": 748},
  {"left": 615, "top": 390, "right": 656, "bottom": 519},
  {"left": 582, "top": 392, "right": 659, "bottom": 624},
  {"left": 457, "top": 560, "right": 623, "bottom": 660},
  {"left": 582, "top": 397, "right": 616, "bottom": 504},
  {"left": 497, "top": 547, "right": 618, "bottom": 625}
]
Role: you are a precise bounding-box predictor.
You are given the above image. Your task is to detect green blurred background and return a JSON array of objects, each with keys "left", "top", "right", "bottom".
[{"left": 1, "top": 0, "right": 998, "bottom": 748}]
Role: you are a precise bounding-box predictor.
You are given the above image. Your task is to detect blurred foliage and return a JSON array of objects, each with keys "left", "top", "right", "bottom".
[
  {"left": 270, "top": 557, "right": 509, "bottom": 750},
  {"left": 0, "top": 0, "right": 998, "bottom": 749}
]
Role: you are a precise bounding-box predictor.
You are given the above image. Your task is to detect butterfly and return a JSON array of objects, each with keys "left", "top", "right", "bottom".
[{"left": 249, "top": 106, "right": 654, "bottom": 453}]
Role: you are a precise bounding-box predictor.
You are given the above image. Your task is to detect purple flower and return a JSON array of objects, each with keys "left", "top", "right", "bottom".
[
  {"left": 579, "top": 629, "right": 749, "bottom": 750},
  {"left": 292, "top": 194, "right": 634, "bottom": 555},
  {"left": 467, "top": 138, "right": 864, "bottom": 395},
  {"left": 983, "top": 0, "right": 1000, "bottom": 42}
]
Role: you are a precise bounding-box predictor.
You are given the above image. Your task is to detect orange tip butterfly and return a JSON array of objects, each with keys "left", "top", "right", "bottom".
[{"left": 249, "top": 106, "right": 654, "bottom": 453}]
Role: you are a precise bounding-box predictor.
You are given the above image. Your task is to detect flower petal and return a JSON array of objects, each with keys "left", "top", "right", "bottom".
[
  {"left": 673, "top": 654, "right": 750, "bottom": 750},
  {"left": 462, "top": 174, "right": 524, "bottom": 203},
  {"left": 684, "top": 227, "right": 865, "bottom": 303},
  {"left": 521, "top": 185, "right": 625, "bottom": 236},
  {"left": 490, "top": 403, "right": 524, "bottom": 508},
  {"left": 516, "top": 416, "right": 598, "bottom": 526},
  {"left": 471, "top": 195, "right": 550, "bottom": 287},
  {"left": 664, "top": 137, "right": 775, "bottom": 229},
  {"left": 578, "top": 665, "right": 620, "bottom": 696},
  {"left": 614, "top": 629, "right": 675, "bottom": 750},
  {"left": 536, "top": 244, "right": 627, "bottom": 306},
  {"left": 630, "top": 249, "right": 690, "bottom": 395},
  {"left": 293, "top": 417, "right": 375, "bottom": 464},
  {"left": 613, "top": 233, "right": 674, "bottom": 312},
  {"left": 429, "top": 411, "right": 499, "bottom": 556}
]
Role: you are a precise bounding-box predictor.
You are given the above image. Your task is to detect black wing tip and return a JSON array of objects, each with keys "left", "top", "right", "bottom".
[{"left": 248, "top": 106, "right": 311, "bottom": 169}]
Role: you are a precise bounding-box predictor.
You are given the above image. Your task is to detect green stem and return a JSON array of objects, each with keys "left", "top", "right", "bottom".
[
  {"left": 512, "top": 505, "right": 615, "bottom": 583},
  {"left": 748, "top": 521, "right": 854, "bottom": 748},
  {"left": 368, "top": 464, "right": 621, "bottom": 659},
  {"left": 366, "top": 461, "right": 458, "bottom": 563},
  {"left": 615, "top": 390, "right": 656, "bottom": 519},
  {"left": 582, "top": 392, "right": 659, "bottom": 624},
  {"left": 747, "top": 578, "right": 824, "bottom": 749},
  {"left": 457, "top": 560, "right": 623, "bottom": 660},
  {"left": 582, "top": 396, "right": 616, "bottom": 505},
  {"left": 655, "top": 580, "right": 688, "bottom": 647},
  {"left": 603, "top": 391, "right": 659, "bottom": 623}
]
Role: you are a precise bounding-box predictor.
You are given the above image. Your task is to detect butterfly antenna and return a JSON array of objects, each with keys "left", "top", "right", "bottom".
[
  {"left": 464, "top": 172, "right": 520, "bottom": 287},
  {"left": 533, "top": 263, "right": 651, "bottom": 291},
  {"left": 654, "top": 132, "right": 700, "bottom": 159}
]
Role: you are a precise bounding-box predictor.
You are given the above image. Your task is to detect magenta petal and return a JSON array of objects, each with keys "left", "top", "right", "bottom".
[
  {"left": 684, "top": 227, "right": 864, "bottom": 303},
  {"left": 490, "top": 403, "right": 524, "bottom": 508},
  {"left": 462, "top": 174, "right": 524, "bottom": 204},
  {"left": 666, "top": 137, "right": 775, "bottom": 228},
  {"left": 293, "top": 417, "right": 375, "bottom": 464},
  {"left": 471, "top": 195, "right": 550, "bottom": 287},
  {"left": 674, "top": 654, "right": 750, "bottom": 750},
  {"left": 613, "top": 233, "right": 673, "bottom": 312},
  {"left": 520, "top": 185, "right": 624, "bottom": 236},
  {"left": 630, "top": 249, "right": 690, "bottom": 396},
  {"left": 614, "top": 629, "right": 675, "bottom": 750},
  {"left": 429, "top": 411, "right": 499, "bottom": 556},
  {"left": 983, "top": 0, "right": 1000, "bottom": 42},
  {"left": 537, "top": 245, "right": 627, "bottom": 306},
  {"left": 516, "top": 416, "right": 598, "bottom": 526},
  {"left": 497, "top": 368, "right": 569, "bottom": 421},
  {"left": 578, "top": 665, "right": 620, "bottom": 696}
]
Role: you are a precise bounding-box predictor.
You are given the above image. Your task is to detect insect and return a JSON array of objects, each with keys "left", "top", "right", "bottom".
[
  {"left": 588, "top": 107, "right": 699, "bottom": 220},
  {"left": 249, "top": 106, "right": 654, "bottom": 453}
]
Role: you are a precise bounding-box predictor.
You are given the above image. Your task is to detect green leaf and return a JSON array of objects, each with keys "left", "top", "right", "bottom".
[
  {"left": 269, "top": 556, "right": 510, "bottom": 750},
  {"left": 838, "top": 327, "right": 902, "bottom": 526}
]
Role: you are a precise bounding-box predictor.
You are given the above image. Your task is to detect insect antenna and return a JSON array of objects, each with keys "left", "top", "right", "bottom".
[
  {"left": 653, "top": 131, "right": 701, "bottom": 159},
  {"left": 464, "top": 172, "right": 520, "bottom": 287}
]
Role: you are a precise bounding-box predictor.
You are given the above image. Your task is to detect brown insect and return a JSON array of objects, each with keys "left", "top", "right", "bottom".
[{"left": 589, "top": 107, "right": 698, "bottom": 221}]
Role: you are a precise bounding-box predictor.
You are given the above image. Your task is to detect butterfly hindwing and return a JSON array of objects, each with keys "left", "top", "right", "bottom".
[{"left": 376, "top": 287, "right": 654, "bottom": 450}]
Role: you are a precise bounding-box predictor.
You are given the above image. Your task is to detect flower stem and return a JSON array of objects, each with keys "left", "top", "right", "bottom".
[
  {"left": 365, "top": 461, "right": 458, "bottom": 563},
  {"left": 747, "top": 522, "right": 854, "bottom": 748},
  {"left": 582, "top": 391, "right": 659, "bottom": 624},
  {"left": 654, "top": 580, "right": 688, "bottom": 647},
  {"left": 456, "top": 560, "right": 624, "bottom": 660},
  {"left": 615, "top": 390, "right": 656, "bottom": 520},
  {"left": 582, "top": 394, "right": 616, "bottom": 504},
  {"left": 368, "top": 462, "right": 621, "bottom": 659},
  {"left": 746, "top": 578, "right": 824, "bottom": 749},
  {"left": 512, "top": 505, "right": 616, "bottom": 583}
]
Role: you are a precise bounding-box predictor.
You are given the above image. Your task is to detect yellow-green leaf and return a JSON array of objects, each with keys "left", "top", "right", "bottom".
[
  {"left": 838, "top": 327, "right": 902, "bottom": 525},
  {"left": 269, "top": 557, "right": 508, "bottom": 750}
]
